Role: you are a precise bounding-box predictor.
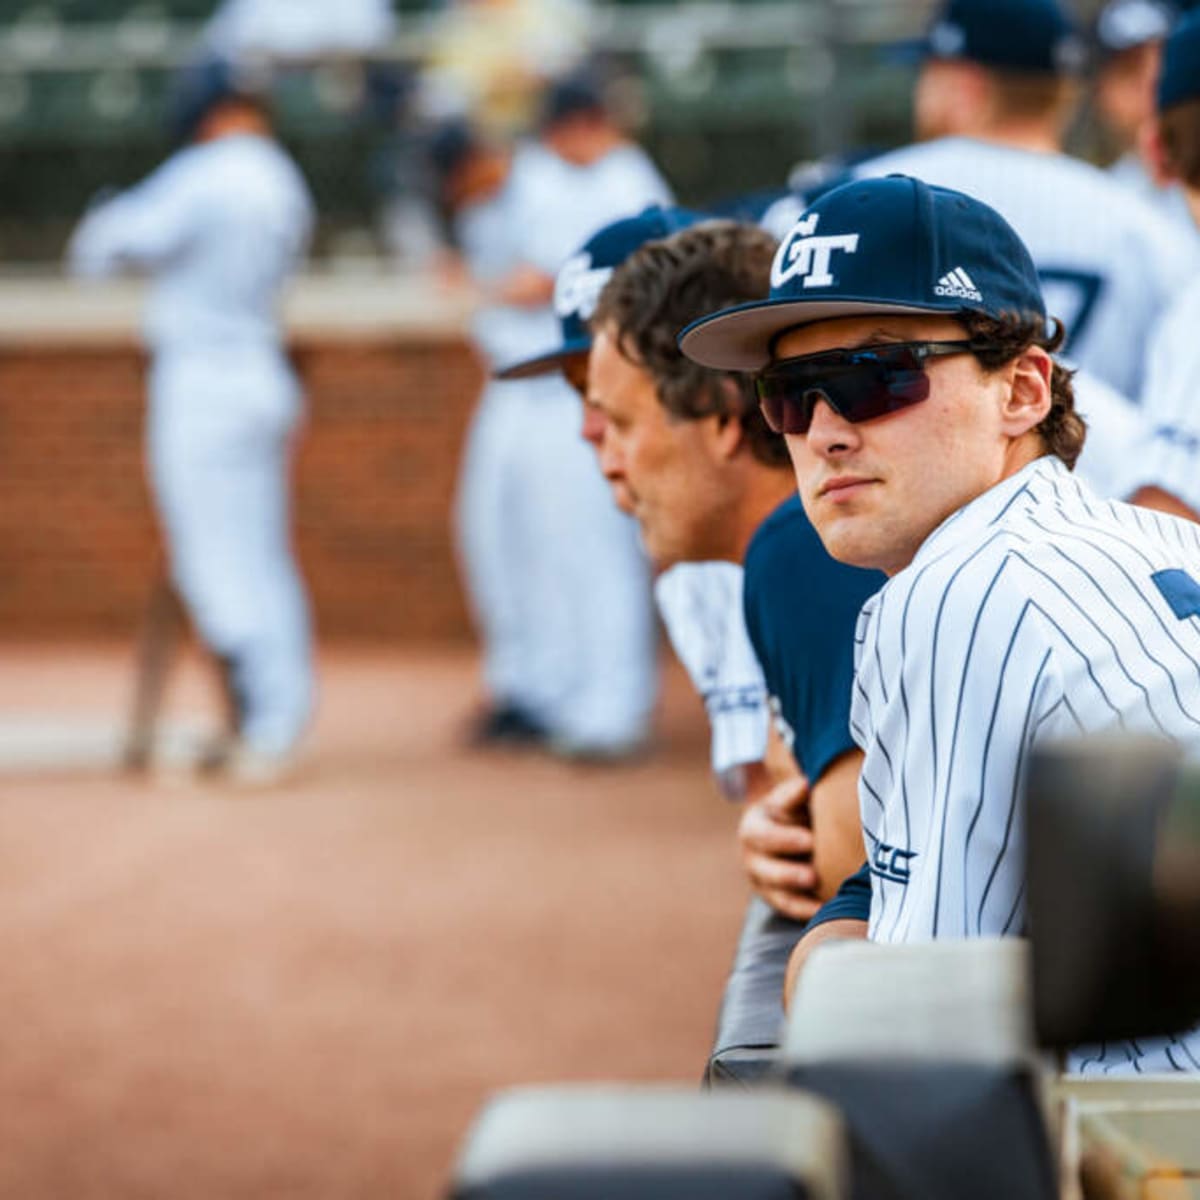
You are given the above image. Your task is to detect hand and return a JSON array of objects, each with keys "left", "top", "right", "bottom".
[{"left": 738, "top": 775, "right": 820, "bottom": 921}]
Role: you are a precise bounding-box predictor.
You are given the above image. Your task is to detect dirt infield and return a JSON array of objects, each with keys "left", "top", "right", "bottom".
[{"left": 0, "top": 644, "right": 747, "bottom": 1198}]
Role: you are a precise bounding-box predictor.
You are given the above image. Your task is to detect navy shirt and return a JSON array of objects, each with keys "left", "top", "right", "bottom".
[
  {"left": 742, "top": 495, "right": 884, "bottom": 781},
  {"left": 807, "top": 863, "right": 872, "bottom": 930}
]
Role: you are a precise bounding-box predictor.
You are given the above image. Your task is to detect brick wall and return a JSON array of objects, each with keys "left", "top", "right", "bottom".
[{"left": 0, "top": 333, "right": 485, "bottom": 642}]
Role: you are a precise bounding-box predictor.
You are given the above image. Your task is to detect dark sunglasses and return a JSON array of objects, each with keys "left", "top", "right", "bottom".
[{"left": 755, "top": 339, "right": 980, "bottom": 435}]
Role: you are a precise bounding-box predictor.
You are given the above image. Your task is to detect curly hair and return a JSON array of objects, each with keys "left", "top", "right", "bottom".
[
  {"left": 591, "top": 221, "right": 789, "bottom": 468},
  {"left": 1160, "top": 97, "right": 1200, "bottom": 190},
  {"left": 961, "top": 311, "right": 1086, "bottom": 469}
]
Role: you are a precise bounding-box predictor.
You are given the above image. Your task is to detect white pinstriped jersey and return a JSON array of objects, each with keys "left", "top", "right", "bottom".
[
  {"left": 654, "top": 562, "right": 770, "bottom": 797},
  {"left": 852, "top": 138, "right": 1199, "bottom": 399},
  {"left": 852, "top": 456, "right": 1200, "bottom": 1074},
  {"left": 1134, "top": 278, "right": 1200, "bottom": 516}
]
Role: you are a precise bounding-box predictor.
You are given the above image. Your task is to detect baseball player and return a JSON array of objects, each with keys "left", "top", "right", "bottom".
[
  {"left": 588, "top": 220, "right": 885, "bottom": 1070},
  {"left": 587, "top": 221, "right": 880, "bottom": 915},
  {"left": 846, "top": 0, "right": 1198, "bottom": 402},
  {"left": 447, "top": 83, "right": 671, "bottom": 758},
  {"left": 682, "top": 173, "right": 1200, "bottom": 1073},
  {"left": 506, "top": 209, "right": 882, "bottom": 1060},
  {"left": 498, "top": 205, "right": 781, "bottom": 801},
  {"left": 68, "top": 59, "right": 315, "bottom": 784},
  {"left": 1089, "top": 0, "right": 1197, "bottom": 232},
  {"left": 1130, "top": 10, "right": 1200, "bottom": 524}
]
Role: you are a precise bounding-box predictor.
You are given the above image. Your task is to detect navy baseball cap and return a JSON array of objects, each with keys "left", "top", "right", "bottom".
[
  {"left": 892, "top": 0, "right": 1086, "bottom": 75},
  {"left": 1158, "top": 8, "right": 1200, "bottom": 109},
  {"left": 168, "top": 56, "right": 267, "bottom": 145},
  {"left": 1093, "top": 0, "right": 1178, "bottom": 58},
  {"left": 495, "top": 205, "right": 704, "bottom": 381},
  {"left": 679, "top": 175, "right": 1045, "bottom": 373},
  {"left": 538, "top": 69, "right": 607, "bottom": 129}
]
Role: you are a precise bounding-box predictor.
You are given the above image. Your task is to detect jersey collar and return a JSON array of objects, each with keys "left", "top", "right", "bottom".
[{"left": 906, "top": 455, "right": 1071, "bottom": 575}]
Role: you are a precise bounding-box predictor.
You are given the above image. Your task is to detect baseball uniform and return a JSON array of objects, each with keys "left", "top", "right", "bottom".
[
  {"left": 69, "top": 131, "right": 315, "bottom": 758},
  {"left": 455, "top": 138, "right": 670, "bottom": 753},
  {"left": 1128, "top": 12, "right": 1200, "bottom": 517},
  {"left": 680, "top": 170, "right": 1200, "bottom": 1074},
  {"left": 654, "top": 562, "right": 770, "bottom": 799},
  {"left": 1071, "top": 368, "right": 1153, "bottom": 501},
  {"left": 852, "top": 456, "right": 1200, "bottom": 1072},
  {"left": 1131, "top": 278, "right": 1200, "bottom": 515},
  {"left": 1108, "top": 153, "right": 1199, "bottom": 235}
]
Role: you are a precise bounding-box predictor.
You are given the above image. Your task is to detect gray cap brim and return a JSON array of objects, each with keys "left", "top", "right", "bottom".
[{"left": 678, "top": 297, "right": 962, "bottom": 371}]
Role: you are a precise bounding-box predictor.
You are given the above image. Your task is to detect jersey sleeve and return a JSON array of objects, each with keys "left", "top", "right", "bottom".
[
  {"left": 1121, "top": 209, "right": 1200, "bottom": 397},
  {"left": 1132, "top": 286, "right": 1200, "bottom": 514},
  {"left": 66, "top": 157, "right": 201, "bottom": 278},
  {"left": 655, "top": 564, "right": 770, "bottom": 779},
  {"left": 805, "top": 862, "right": 871, "bottom": 931},
  {"left": 743, "top": 502, "right": 883, "bottom": 782},
  {"left": 1071, "top": 369, "right": 1149, "bottom": 501},
  {"left": 602, "top": 148, "right": 673, "bottom": 215}
]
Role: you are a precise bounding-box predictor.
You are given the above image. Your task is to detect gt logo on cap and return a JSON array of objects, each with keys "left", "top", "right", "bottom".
[
  {"left": 554, "top": 253, "right": 613, "bottom": 321},
  {"left": 771, "top": 213, "right": 860, "bottom": 291}
]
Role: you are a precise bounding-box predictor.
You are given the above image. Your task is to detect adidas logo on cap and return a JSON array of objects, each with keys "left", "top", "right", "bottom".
[{"left": 934, "top": 266, "right": 983, "bottom": 303}]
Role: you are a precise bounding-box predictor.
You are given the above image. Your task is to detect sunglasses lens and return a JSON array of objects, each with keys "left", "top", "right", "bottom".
[
  {"left": 756, "top": 346, "right": 933, "bottom": 434},
  {"left": 756, "top": 374, "right": 807, "bottom": 434}
]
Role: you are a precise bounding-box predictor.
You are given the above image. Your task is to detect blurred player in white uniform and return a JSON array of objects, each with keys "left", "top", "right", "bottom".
[
  {"left": 495, "top": 205, "right": 776, "bottom": 796},
  {"left": 683, "top": 174, "right": 1200, "bottom": 1072},
  {"left": 1131, "top": 10, "right": 1200, "bottom": 523},
  {"left": 68, "top": 60, "right": 315, "bottom": 782},
  {"left": 851, "top": 0, "right": 1198, "bottom": 401},
  {"left": 446, "top": 78, "right": 671, "bottom": 756},
  {"left": 1089, "top": 0, "right": 1197, "bottom": 232}
]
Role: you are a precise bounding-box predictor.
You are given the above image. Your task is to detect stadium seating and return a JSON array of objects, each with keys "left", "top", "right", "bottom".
[
  {"left": 448, "top": 1084, "right": 848, "bottom": 1199},
  {"left": 783, "top": 938, "right": 1035, "bottom": 1067},
  {"left": 0, "top": 0, "right": 919, "bottom": 263},
  {"left": 780, "top": 940, "right": 1056, "bottom": 1200}
]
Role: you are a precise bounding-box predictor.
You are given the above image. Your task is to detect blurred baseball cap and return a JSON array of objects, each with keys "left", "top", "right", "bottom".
[
  {"left": 168, "top": 55, "right": 269, "bottom": 145},
  {"left": 891, "top": 0, "right": 1086, "bottom": 75},
  {"left": 538, "top": 69, "right": 607, "bottom": 129},
  {"left": 495, "top": 204, "right": 704, "bottom": 381},
  {"left": 678, "top": 175, "right": 1045, "bottom": 373},
  {"left": 1092, "top": 0, "right": 1178, "bottom": 59},
  {"left": 427, "top": 119, "right": 481, "bottom": 187},
  {"left": 1158, "top": 7, "right": 1200, "bottom": 109}
]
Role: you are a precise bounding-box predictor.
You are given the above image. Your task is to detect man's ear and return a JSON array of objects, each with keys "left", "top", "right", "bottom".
[
  {"left": 711, "top": 378, "right": 749, "bottom": 462},
  {"left": 1140, "top": 118, "right": 1176, "bottom": 186},
  {"left": 965, "top": 63, "right": 1003, "bottom": 130},
  {"left": 1002, "top": 345, "right": 1054, "bottom": 437}
]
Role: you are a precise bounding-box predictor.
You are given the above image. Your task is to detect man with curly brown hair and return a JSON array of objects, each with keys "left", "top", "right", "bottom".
[{"left": 589, "top": 220, "right": 883, "bottom": 1078}]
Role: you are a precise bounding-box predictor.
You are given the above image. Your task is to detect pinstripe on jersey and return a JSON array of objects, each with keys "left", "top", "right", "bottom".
[{"left": 852, "top": 455, "right": 1200, "bottom": 1073}]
